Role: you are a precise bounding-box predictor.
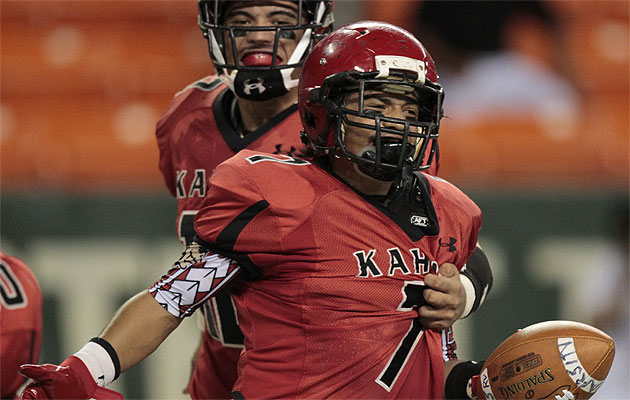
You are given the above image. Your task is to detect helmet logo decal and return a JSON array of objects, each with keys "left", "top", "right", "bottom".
[{"left": 243, "top": 78, "right": 266, "bottom": 95}]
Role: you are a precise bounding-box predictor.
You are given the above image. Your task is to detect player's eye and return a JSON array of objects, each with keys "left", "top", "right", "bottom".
[
  {"left": 226, "top": 17, "right": 251, "bottom": 26},
  {"left": 363, "top": 102, "right": 386, "bottom": 114},
  {"left": 273, "top": 18, "right": 293, "bottom": 26},
  {"left": 363, "top": 109, "right": 384, "bottom": 116},
  {"left": 403, "top": 108, "right": 419, "bottom": 120},
  {"left": 225, "top": 17, "right": 251, "bottom": 37},
  {"left": 278, "top": 28, "right": 298, "bottom": 40}
]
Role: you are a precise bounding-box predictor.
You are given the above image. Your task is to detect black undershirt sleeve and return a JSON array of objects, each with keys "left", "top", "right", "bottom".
[{"left": 461, "top": 246, "right": 493, "bottom": 316}]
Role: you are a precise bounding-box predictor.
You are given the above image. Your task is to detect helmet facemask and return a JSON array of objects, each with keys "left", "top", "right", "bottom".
[
  {"left": 198, "top": 0, "right": 333, "bottom": 101},
  {"left": 315, "top": 70, "right": 443, "bottom": 182}
]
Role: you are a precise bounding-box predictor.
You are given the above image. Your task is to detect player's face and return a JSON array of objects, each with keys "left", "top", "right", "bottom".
[
  {"left": 342, "top": 90, "right": 422, "bottom": 161},
  {"left": 222, "top": 1, "right": 306, "bottom": 67},
  {"left": 330, "top": 89, "right": 422, "bottom": 194}
]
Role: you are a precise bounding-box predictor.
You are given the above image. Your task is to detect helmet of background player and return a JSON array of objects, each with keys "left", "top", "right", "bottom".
[
  {"left": 298, "top": 21, "right": 444, "bottom": 181},
  {"left": 198, "top": 0, "right": 334, "bottom": 101}
]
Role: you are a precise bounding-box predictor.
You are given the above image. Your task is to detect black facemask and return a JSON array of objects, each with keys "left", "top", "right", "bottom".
[{"left": 358, "top": 142, "right": 416, "bottom": 181}]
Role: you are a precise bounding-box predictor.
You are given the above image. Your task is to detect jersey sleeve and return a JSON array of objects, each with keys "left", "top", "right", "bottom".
[
  {"left": 148, "top": 242, "right": 241, "bottom": 318},
  {"left": 472, "top": 218, "right": 482, "bottom": 257},
  {"left": 155, "top": 93, "right": 182, "bottom": 197},
  {"left": 431, "top": 174, "right": 482, "bottom": 268},
  {"left": 465, "top": 206, "right": 482, "bottom": 261},
  {"left": 155, "top": 76, "right": 223, "bottom": 197},
  {"left": 193, "top": 159, "right": 283, "bottom": 278}
]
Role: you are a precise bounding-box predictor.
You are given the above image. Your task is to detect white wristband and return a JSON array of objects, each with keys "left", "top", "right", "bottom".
[
  {"left": 460, "top": 273, "right": 476, "bottom": 319},
  {"left": 74, "top": 341, "right": 116, "bottom": 387}
]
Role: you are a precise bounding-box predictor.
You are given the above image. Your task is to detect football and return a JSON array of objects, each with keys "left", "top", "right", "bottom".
[{"left": 478, "top": 320, "right": 615, "bottom": 400}]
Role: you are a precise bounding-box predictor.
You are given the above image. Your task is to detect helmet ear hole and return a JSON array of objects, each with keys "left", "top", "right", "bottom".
[
  {"left": 300, "top": 131, "right": 311, "bottom": 145},
  {"left": 308, "top": 88, "right": 320, "bottom": 102},
  {"left": 303, "top": 110, "right": 317, "bottom": 128}
]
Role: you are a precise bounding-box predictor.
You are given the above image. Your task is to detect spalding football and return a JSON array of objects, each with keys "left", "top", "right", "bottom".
[{"left": 478, "top": 320, "right": 615, "bottom": 400}]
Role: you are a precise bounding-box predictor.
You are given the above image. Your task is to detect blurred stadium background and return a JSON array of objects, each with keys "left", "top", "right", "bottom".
[{"left": 1, "top": 1, "right": 628, "bottom": 398}]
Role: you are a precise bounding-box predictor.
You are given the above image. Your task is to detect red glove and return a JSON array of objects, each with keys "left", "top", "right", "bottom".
[{"left": 19, "top": 356, "right": 123, "bottom": 400}]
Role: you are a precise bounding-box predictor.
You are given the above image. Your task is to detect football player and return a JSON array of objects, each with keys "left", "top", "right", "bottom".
[
  {"left": 158, "top": 0, "right": 333, "bottom": 397},
  {"left": 1, "top": 251, "right": 42, "bottom": 398},
  {"left": 158, "top": 0, "right": 492, "bottom": 398},
  {"left": 20, "top": 22, "right": 488, "bottom": 399},
  {"left": 162, "top": 1, "right": 493, "bottom": 398}
]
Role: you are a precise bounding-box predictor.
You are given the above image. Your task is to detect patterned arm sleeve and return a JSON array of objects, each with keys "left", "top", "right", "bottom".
[{"left": 148, "top": 241, "right": 241, "bottom": 318}]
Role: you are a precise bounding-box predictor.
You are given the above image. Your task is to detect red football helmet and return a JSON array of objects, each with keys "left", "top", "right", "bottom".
[
  {"left": 198, "top": 0, "right": 334, "bottom": 101},
  {"left": 299, "top": 21, "right": 444, "bottom": 179}
]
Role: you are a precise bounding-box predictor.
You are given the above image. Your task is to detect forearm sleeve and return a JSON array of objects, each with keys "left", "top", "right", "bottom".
[
  {"left": 149, "top": 241, "right": 241, "bottom": 318},
  {"left": 460, "top": 245, "right": 493, "bottom": 318}
]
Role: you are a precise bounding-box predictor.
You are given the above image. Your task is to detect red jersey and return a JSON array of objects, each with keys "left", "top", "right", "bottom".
[
  {"left": 156, "top": 76, "right": 442, "bottom": 399},
  {"left": 0, "top": 252, "right": 42, "bottom": 398},
  {"left": 188, "top": 150, "right": 478, "bottom": 399}
]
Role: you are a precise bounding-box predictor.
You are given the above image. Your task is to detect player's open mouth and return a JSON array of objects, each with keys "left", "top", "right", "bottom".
[{"left": 241, "top": 52, "right": 283, "bottom": 66}]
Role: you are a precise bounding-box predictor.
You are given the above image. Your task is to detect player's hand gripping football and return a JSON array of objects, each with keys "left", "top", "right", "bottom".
[
  {"left": 418, "top": 263, "right": 466, "bottom": 330},
  {"left": 19, "top": 356, "right": 124, "bottom": 400}
]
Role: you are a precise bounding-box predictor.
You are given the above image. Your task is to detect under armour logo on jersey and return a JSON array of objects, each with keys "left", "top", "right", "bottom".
[
  {"left": 410, "top": 215, "right": 429, "bottom": 227},
  {"left": 439, "top": 237, "right": 457, "bottom": 252},
  {"left": 243, "top": 78, "right": 266, "bottom": 95},
  {"left": 273, "top": 144, "right": 298, "bottom": 157}
]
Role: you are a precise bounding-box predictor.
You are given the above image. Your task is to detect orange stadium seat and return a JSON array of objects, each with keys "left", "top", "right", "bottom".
[
  {"left": 561, "top": 17, "right": 629, "bottom": 93},
  {"left": 1, "top": 94, "right": 168, "bottom": 190},
  {"left": 362, "top": 0, "right": 421, "bottom": 32},
  {"left": 0, "top": 1, "right": 196, "bottom": 20},
  {"left": 548, "top": 0, "right": 629, "bottom": 20},
  {"left": 1, "top": 16, "right": 210, "bottom": 96},
  {"left": 437, "top": 115, "right": 628, "bottom": 189}
]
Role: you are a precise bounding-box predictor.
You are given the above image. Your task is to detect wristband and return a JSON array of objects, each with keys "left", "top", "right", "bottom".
[
  {"left": 73, "top": 337, "right": 120, "bottom": 387},
  {"left": 460, "top": 246, "right": 493, "bottom": 318},
  {"left": 445, "top": 360, "right": 484, "bottom": 399},
  {"left": 460, "top": 274, "right": 476, "bottom": 318}
]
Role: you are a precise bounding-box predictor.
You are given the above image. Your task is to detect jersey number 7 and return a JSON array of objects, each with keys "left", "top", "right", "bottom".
[{"left": 376, "top": 281, "right": 427, "bottom": 392}]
